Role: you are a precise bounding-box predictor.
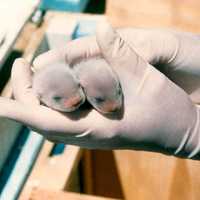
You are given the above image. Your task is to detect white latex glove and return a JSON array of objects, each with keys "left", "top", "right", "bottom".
[
  {"left": 34, "top": 28, "right": 200, "bottom": 103},
  {"left": 118, "top": 28, "right": 200, "bottom": 104},
  {"left": 1, "top": 23, "right": 200, "bottom": 159}
]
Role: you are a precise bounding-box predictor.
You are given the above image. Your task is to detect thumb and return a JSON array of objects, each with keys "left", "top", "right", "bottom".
[
  {"left": 96, "top": 22, "right": 148, "bottom": 80},
  {"left": 11, "top": 58, "right": 40, "bottom": 105}
]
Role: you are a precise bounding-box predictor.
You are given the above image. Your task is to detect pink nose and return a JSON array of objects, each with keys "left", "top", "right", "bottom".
[
  {"left": 102, "top": 101, "right": 120, "bottom": 113},
  {"left": 63, "top": 96, "right": 81, "bottom": 108}
]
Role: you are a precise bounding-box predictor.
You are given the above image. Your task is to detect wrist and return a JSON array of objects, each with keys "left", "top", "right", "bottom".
[{"left": 174, "top": 106, "right": 200, "bottom": 159}]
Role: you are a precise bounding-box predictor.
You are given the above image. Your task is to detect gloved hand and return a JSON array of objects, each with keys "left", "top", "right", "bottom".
[
  {"left": 1, "top": 23, "right": 200, "bottom": 159},
  {"left": 118, "top": 28, "right": 200, "bottom": 104},
  {"left": 33, "top": 28, "right": 200, "bottom": 103}
]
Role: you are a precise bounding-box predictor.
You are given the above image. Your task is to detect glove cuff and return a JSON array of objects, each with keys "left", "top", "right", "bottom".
[{"left": 174, "top": 106, "right": 200, "bottom": 159}]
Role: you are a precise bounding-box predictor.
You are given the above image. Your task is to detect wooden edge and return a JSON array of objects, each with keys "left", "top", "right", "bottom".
[
  {"left": 30, "top": 188, "right": 122, "bottom": 200},
  {"left": 19, "top": 140, "right": 54, "bottom": 200},
  {"left": 63, "top": 146, "right": 83, "bottom": 190},
  {"left": 37, "top": 145, "right": 82, "bottom": 191},
  {"left": 82, "top": 149, "right": 94, "bottom": 194},
  {"left": 19, "top": 145, "right": 82, "bottom": 199}
]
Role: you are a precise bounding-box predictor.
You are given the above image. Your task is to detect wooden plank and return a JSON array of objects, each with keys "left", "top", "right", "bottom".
[
  {"left": 113, "top": 150, "right": 200, "bottom": 200},
  {"left": 82, "top": 150, "right": 94, "bottom": 194},
  {"left": 19, "top": 145, "right": 82, "bottom": 199},
  {"left": 106, "top": 0, "right": 200, "bottom": 32},
  {"left": 14, "top": 23, "right": 38, "bottom": 52},
  {"left": 31, "top": 145, "right": 82, "bottom": 191},
  {"left": 29, "top": 188, "right": 121, "bottom": 200},
  {"left": 81, "top": 150, "right": 124, "bottom": 199},
  {"left": 63, "top": 146, "right": 82, "bottom": 190},
  {"left": 19, "top": 141, "right": 54, "bottom": 200}
]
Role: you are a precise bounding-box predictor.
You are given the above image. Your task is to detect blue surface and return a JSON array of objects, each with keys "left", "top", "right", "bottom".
[
  {"left": 0, "top": 128, "right": 44, "bottom": 200},
  {"left": 40, "top": 0, "right": 89, "bottom": 12},
  {"left": 0, "top": 127, "right": 28, "bottom": 192},
  {"left": 50, "top": 143, "right": 66, "bottom": 156},
  {"left": 73, "top": 20, "right": 97, "bottom": 39}
]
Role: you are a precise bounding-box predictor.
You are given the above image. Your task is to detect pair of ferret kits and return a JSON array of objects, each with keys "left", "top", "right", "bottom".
[{"left": 33, "top": 58, "right": 123, "bottom": 114}]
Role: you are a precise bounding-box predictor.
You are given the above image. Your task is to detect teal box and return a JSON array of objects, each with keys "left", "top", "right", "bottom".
[
  {"left": 40, "top": 0, "right": 89, "bottom": 12},
  {"left": 73, "top": 20, "right": 97, "bottom": 38}
]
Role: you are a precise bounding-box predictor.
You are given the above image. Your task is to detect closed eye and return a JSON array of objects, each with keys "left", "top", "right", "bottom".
[
  {"left": 53, "top": 96, "right": 62, "bottom": 102},
  {"left": 94, "top": 97, "right": 105, "bottom": 103},
  {"left": 117, "top": 88, "right": 122, "bottom": 96}
]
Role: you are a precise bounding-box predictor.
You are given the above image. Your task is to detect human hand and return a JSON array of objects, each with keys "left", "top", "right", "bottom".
[
  {"left": 118, "top": 28, "right": 200, "bottom": 103},
  {"left": 33, "top": 28, "right": 200, "bottom": 103},
  {"left": 1, "top": 23, "right": 200, "bottom": 159}
]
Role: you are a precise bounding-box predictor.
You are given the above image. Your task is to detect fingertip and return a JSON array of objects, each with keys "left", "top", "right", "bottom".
[
  {"left": 11, "top": 58, "right": 31, "bottom": 80},
  {"left": 12, "top": 58, "right": 30, "bottom": 70},
  {"left": 96, "top": 21, "right": 117, "bottom": 57},
  {"left": 65, "top": 36, "right": 100, "bottom": 65},
  {"left": 32, "top": 55, "right": 42, "bottom": 70},
  {"left": 11, "top": 57, "right": 40, "bottom": 106},
  {"left": 13, "top": 57, "right": 28, "bottom": 64}
]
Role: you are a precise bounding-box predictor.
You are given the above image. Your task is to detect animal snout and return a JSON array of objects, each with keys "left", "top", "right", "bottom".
[
  {"left": 63, "top": 96, "right": 82, "bottom": 108},
  {"left": 102, "top": 101, "right": 121, "bottom": 113}
]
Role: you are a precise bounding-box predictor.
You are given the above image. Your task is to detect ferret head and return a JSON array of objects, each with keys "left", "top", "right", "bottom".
[
  {"left": 33, "top": 63, "right": 85, "bottom": 112},
  {"left": 74, "top": 58, "right": 123, "bottom": 114}
]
